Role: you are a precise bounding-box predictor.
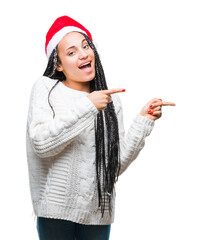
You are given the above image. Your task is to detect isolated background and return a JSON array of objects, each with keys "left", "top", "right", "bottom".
[{"left": 0, "top": 0, "right": 201, "bottom": 239}]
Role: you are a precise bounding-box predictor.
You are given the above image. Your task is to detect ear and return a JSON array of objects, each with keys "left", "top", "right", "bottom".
[{"left": 56, "top": 63, "right": 63, "bottom": 72}]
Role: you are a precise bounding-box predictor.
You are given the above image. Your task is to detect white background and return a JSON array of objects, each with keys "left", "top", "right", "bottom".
[{"left": 0, "top": 0, "right": 201, "bottom": 239}]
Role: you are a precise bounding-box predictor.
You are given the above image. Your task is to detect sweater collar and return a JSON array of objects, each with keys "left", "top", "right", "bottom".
[{"left": 58, "top": 81, "right": 90, "bottom": 96}]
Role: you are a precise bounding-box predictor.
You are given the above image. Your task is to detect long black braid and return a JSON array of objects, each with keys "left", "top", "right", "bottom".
[{"left": 43, "top": 33, "right": 121, "bottom": 218}]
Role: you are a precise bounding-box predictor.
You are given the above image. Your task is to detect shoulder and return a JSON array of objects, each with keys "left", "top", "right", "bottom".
[
  {"left": 30, "top": 76, "right": 60, "bottom": 100},
  {"left": 28, "top": 76, "right": 60, "bottom": 104},
  {"left": 32, "top": 76, "right": 59, "bottom": 92}
]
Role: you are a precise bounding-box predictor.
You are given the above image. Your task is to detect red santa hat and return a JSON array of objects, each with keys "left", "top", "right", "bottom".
[{"left": 45, "top": 15, "right": 93, "bottom": 60}]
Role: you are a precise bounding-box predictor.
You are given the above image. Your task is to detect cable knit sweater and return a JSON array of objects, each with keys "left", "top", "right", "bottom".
[{"left": 26, "top": 76, "right": 155, "bottom": 225}]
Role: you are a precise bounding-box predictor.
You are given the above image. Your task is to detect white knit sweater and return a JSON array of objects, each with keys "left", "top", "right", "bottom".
[{"left": 26, "top": 76, "right": 155, "bottom": 225}]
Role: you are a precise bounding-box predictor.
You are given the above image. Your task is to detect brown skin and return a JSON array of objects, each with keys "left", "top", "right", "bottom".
[{"left": 56, "top": 31, "right": 176, "bottom": 119}]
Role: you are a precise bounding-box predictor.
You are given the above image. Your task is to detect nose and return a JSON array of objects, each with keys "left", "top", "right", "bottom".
[{"left": 79, "top": 48, "right": 88, "bottom": 59}]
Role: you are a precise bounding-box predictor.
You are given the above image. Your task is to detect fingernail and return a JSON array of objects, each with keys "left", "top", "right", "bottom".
[
  {"left": 149, "top": 104, "right": 153, "bottom": 108},
  {"left": 158, "top": 99, "right": 162, "bottom": 101},
  {"left": 122, "top": 89, "right": 126, "bottom": 92},
  {"left": 148, "top": 110, "right": 152, "bottom": 113},
  {"left": 151, "top": 112, "right": 154, "bottom": 115}
]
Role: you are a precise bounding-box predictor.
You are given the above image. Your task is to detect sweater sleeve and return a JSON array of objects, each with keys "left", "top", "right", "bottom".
[
  {"left": 27, "top": 78, "right": 99, "bottom": 158},
  {"left": 114, "top": 95, "right": 155, "bottom": 176}
]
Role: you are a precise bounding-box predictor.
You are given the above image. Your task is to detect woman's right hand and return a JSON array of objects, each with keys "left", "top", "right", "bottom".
[{"left": 87, "top": 88, "right": 125, "bottom": 110}]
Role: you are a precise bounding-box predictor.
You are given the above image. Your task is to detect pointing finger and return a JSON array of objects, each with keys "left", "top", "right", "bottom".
[
  {"left": 161, "top": 101, "right": 176, "bottom": 106},
  {"left": 101, "top": 88, "right": 126, "bottom": 95},
  {"left": 149, "top": 101, "right": 176, "bottom": 108}
]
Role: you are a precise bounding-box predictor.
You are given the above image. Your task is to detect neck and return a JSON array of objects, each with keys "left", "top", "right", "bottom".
[{"left": 62, "top": 80, "right": 90, "bottom": 93}]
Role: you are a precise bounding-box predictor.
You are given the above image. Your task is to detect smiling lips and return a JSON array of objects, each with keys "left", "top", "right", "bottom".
[{"left": 78, "top": 61, "right": 92, "bottom": 73}]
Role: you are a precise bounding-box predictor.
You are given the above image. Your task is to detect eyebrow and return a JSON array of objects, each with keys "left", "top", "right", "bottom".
[{"left": 66, "top": 38, "right": 87, "bottom": 51}]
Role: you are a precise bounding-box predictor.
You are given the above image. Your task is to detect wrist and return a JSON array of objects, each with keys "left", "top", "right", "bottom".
[{"left": 139, "top": 112, "right": 155, "bottom": 121}]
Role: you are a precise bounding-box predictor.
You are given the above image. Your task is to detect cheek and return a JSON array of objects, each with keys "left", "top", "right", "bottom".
[
  {"left": 90, "top": 50, "right": 95, "bottom": 60},
  {"left": 62, "top": 59, "right": 77, "bottom": 73},
  {"left": 90, "top": 51, "right": 95, "bottom": 70}
]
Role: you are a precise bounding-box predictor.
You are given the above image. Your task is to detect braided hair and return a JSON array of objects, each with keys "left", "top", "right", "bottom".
[{"left": 43, "top": 33, "right": 121, "bottom": 218}]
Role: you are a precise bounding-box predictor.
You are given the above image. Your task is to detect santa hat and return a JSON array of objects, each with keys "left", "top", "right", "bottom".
[{"left": 45, "top": 15, "right": 93, "bottom": 60}]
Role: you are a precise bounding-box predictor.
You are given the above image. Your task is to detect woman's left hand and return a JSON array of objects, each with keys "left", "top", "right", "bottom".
[{"left": 140, "top": 98, "right": 176, "bottom": 121}]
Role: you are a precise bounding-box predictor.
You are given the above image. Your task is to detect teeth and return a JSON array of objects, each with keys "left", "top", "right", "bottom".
[{"left": 80, "top": 62, "right": 90, "bottom": 67}]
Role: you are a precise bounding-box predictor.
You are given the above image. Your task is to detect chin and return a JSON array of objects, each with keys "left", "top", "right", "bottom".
[{"left": 87, "top": 73, "right": 96, "bottom": 82}]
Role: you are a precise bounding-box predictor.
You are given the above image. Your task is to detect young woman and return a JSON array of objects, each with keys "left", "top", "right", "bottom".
[{"left": 26, "top": 15, "right": 175, "bottom": 240}]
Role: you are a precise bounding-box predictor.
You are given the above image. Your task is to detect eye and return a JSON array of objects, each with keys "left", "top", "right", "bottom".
[
  {"left": 83, "top": 44, "right": 89, "bottom": 49},
  {"left": 68, "top": 51, "right": 75, "bottom": 56}
]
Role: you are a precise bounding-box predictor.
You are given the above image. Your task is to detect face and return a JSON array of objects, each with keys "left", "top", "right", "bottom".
[{"left": 56, "top": 32, "right": 95, "bottom": 85}]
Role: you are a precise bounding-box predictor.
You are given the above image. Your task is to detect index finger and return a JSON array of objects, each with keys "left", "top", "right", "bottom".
[
  {"left": 162, "top": 101, "right": 176, "bottom": 106},
  {"left": 101, "top": 88, "right": 125, "bottom": 95}
]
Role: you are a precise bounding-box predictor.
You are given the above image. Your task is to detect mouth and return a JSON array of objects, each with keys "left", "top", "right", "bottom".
[{"left": 78, "top": 61, "right": 92, "bottom": 72}]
